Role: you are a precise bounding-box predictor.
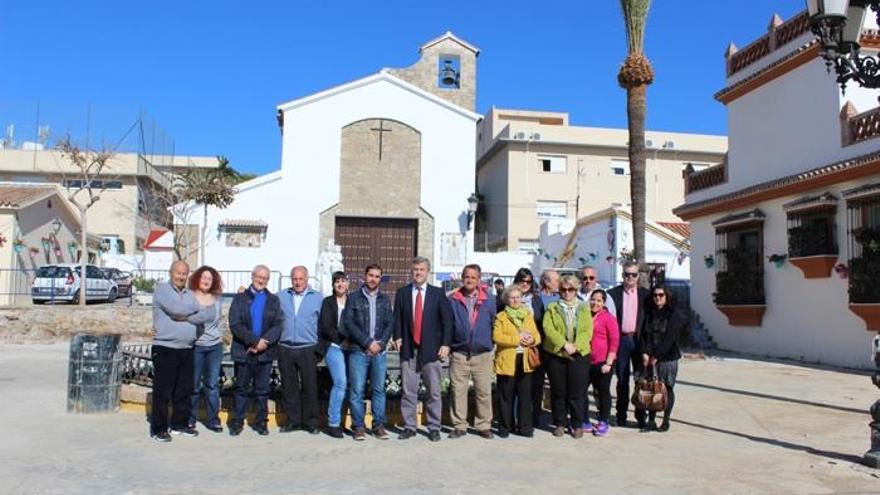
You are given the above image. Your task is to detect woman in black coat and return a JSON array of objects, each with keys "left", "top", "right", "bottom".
[
  {"left": 638, "top": 284, "right": 684, "bottom": 432},
  {"left": 319, "top": 271, "right": 349, "bottom": 438}
]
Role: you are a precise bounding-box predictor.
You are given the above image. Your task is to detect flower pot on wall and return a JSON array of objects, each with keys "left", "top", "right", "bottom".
[
  {"left": 789, "top": 255, "right": 839, "bottom": 279},
  {"left": 849, "top": 304, "right": 880, "bottom": 331},
  {"left": 716, "top": 304, "right": 766, "bottom": 326}
]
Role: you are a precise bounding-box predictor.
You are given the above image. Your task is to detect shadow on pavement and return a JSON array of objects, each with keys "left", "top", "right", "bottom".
[
  {"left": 674, "top": 418, "right": 864, "bottom": 465},
  {"left": 677, "top": 380, "right": 866, "bottom": 415}
]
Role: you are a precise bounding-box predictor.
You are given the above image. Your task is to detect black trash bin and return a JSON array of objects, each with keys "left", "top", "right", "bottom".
[{"left": 67, "top": 334, "right": 122, "bottom": 413}]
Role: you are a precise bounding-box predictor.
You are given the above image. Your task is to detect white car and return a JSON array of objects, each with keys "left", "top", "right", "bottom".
[{"left": 31, "top": 264, "right": 119, "bottom": 304}]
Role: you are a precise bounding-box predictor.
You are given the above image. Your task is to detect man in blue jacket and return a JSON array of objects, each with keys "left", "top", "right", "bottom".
[
  {"left": 393, "top": 256, "right": 453, "bottom": 442},
  {"left": 343, "top": 264, "right": 393, "bottom": 441},
  {"left": 228, "top": 264, "right": 283, "bottom": 436},
  {"left": 447, "top": 264, "right": 496, "bottom": 439},
  {"left": 277, "top": 265, "right": 324, "bottom": 434}
]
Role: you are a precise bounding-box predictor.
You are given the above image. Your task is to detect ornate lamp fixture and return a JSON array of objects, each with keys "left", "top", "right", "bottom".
[{"left": 807, "top": 0, "right": 880, "bottom": 92}]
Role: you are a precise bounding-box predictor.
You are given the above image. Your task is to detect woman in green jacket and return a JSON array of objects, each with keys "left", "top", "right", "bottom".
[{"left": 543, "top": 274, "right": 593, "bottom": 438}]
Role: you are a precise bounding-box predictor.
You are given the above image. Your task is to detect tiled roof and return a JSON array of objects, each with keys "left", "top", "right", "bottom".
[
  {"left": 657, "top": 222, "right": 691, "bottom": 239},
  {"left": 0, "top": 185, "right": 57, "bottom": 208},
  {"left": 219, "top": 219, "right": 268, "bottom": 230},
  {"left": 675, "top": 150, "right": 880, "bottom": 219}
]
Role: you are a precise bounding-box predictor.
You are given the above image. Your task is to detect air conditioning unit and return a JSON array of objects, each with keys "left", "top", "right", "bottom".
[
  {"left": 663, "top": 140, "right": 676, "bottom": 149},
  {"left": 645, "top": 139, "right": 654, "bottom": 148},
  {"left": 532, "top": 133, "right": 542, "bottom": 141},
  {"left": 513, "top": 131, "right": 527, "bottom": 140}
]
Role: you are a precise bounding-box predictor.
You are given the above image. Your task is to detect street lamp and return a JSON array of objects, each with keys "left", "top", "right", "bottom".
[
  {"left": 467, "top": 193, "right": 479, "bottom": 230},
  {"left": 806, "top": 0, "right": 880, "bottom": 93}
]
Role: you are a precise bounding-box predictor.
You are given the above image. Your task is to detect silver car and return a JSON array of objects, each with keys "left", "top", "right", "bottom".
[{"left": 31, "top": 264, "right": 119, "bottom": 304}]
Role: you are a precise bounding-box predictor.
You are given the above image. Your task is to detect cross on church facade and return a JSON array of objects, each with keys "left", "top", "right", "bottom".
[{"left": 370, "top": 120, "right": 392, "bottom": 160}]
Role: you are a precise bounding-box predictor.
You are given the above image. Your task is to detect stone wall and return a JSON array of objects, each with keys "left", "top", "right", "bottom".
[
  {"left": 0, "top": 303, "right": 232, "bottom": 343},
  {"left": 388, "top": 38, "right": 477, "bottom": 112}
]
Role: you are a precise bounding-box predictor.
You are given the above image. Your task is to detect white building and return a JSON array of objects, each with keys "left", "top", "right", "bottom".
[
  {"left": 536, "top": 207, "right": 690, "bottom": 287},
  {"left": 185, "top": 33, "right": 481, "bottom": 291},
  {"left": 674, "top": 10, "right": 880, "bottom": 369}
]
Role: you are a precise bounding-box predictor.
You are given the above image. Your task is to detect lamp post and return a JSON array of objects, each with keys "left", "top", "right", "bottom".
[{"left": 806, "top": 0, "right": 880, "bottom": 93}]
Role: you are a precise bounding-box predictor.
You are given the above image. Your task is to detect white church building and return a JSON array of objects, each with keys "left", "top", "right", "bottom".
[{"left": 184, "top": 33, "right": 482, "bottom": 291}]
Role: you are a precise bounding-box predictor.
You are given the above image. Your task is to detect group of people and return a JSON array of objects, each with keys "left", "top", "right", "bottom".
[{"left": 148, "top": 257, "right": 684, "bottom": 443}]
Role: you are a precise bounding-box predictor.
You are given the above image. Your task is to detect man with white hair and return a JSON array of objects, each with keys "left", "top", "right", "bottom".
[{"left": 228, "top": 264, "right": 283, "bottom": 436}]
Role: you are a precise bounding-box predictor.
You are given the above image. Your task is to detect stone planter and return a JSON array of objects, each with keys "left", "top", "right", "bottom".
[
  {"left": 849, "top": 303, "right": 880, "bottom": 331},
  {"left": 716, "top": 304, "right": 766, "bottom": 327},
  {"left": 789, "top": 255, "right": 839, "bottom": 279}
]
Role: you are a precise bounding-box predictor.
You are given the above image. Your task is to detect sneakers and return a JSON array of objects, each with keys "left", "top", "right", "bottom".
[
  {"left": 170, "top": 426, "right": 199, "bottom": 437},
  {"left": 593, "top": 421, "right": 610, "bottom": 437},
  {"left": 353, "top": 427, "right": 367, "bottom": 441},
  {"left": 582, "top": 422, "right": 594, "bottom": 433},
  {"left": 151, "top": 431, "right": 172, "bottom": 443},
  {"left": 372, "top": 426, "right": 390, "bottom": 440}
]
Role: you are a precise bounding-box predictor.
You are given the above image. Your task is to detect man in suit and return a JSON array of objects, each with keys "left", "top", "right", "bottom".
[
  {"left": 393, "top": 256, "right": 453, "bottom": 442},
  {"left": 606, "top": 261, "right": 650, "bottom": 428},
  {"left": 228, "top": 264, "right": 283, "bottom": 436}
]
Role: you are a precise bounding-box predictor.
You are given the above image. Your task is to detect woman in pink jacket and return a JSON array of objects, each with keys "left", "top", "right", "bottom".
[{"left": 587, "top": 289, "right": 619, "bottom": 436}]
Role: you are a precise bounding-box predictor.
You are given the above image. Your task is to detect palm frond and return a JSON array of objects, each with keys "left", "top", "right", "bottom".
[{"left": 619, "top": 0, "right": 652, "bottom": 53}]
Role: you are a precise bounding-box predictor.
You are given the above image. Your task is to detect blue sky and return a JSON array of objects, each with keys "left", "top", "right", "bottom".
[{"left": 1, "top": 0, "right": 804, "bottom": 175}]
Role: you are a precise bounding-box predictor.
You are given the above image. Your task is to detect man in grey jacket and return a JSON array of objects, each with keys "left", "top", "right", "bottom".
[{"left": 150, "top": 261, "right": 216, "bottom": 442}]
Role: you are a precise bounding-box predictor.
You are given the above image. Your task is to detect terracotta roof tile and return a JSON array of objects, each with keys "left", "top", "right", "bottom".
[{"left": 657, "top": 222, "right": 691, "bottom": 239}]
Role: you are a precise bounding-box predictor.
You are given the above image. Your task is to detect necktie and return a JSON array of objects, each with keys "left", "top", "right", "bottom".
[{"left": 413, "top": 286, "right": 424, "bottom": 346}]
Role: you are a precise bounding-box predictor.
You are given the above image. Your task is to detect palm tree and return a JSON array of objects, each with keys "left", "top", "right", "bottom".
[{"left": 618, "top": 0, "right": 654, "bottom": 278}]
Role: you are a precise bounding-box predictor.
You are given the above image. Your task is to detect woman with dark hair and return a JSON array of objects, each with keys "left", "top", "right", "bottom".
[
  {"left": 638, "top": 284, "right": 685, "bottom": 432},
  {"left": 188, "top": 265, "right": 224, "bottom": 432},
  {"left": 511, "top": 267, "right": 549, "bottom": 429},
  {"left": 587, "top": 289, "right": 619, "bottom": 437},
  {"left": 318, "top": 271, "right": 349, "bottom": 438}
]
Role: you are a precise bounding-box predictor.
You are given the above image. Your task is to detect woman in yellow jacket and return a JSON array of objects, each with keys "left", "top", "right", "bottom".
[
  {"left": 493, "top": 285, "right": 542, "bottom": 438},
  {"left": 543, "top": 274, "right": 593, "bottom": 438}
]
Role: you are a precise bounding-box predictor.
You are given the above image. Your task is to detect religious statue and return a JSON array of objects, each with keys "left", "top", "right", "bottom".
[
  {"left": 316, "top": 240, "right": 345, "bottom": 296},
  {"left": 866, "top": 334, "right": 880, "bottom": 468}
]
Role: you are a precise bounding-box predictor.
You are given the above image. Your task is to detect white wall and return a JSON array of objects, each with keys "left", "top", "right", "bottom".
[
  {"left": 195, "top": 75, "right": 478, "bottom": 276},
  {"left": 688, "top": 175, "right": 879, "bottom": 369}
]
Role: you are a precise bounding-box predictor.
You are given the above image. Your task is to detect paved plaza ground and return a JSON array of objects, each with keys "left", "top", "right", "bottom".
[{"left": 1, "top": 343, "right": 879, "bottom": 494}]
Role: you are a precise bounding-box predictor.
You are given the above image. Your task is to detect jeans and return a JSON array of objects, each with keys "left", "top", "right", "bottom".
[
  {"left": 230, "top": 360, "right": 272, "bottom": 429},
  {"left": 347, "top": 348, "right": 388, "bottom": 429},
  {"left": 616, "top": 334, "right": 645, "bottom": 424},
  {"left": 189, "top": 343, "right": 223, "bottom": 428},
  {"left": 324, "top": 345, "right": 348, "bottom": 428},
  {"left": 151, "top": 345, "right": 194, "bottom": 435}
]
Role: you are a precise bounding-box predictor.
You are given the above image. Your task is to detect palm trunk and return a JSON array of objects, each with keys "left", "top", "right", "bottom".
[{"left": 626, "top": 84, "right": 648, "bottom": 276}]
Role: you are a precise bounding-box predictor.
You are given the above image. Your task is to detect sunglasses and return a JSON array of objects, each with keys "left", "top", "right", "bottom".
[
  {"left": 583, "top": 276, "right": 596, "bottom": 281},
  {"left": 519, "top": 279, "right": 533, "bottom": 284},
  {"left": 653, "top": 293, "right": 667, "bottom": 298},
  {"left": 623, "top": 272, "right": 639, "bottom": 278}
]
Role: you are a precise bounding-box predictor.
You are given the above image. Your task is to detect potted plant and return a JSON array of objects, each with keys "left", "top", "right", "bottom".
[
  {"left": 704, "top": 254, "right": 715, "bottom": 268},
  {"left": 27, "top": 246, "right": 39, "bottom": 258},
  {"left": 767, "top": 253, "right": 787, "bottom": 269},
  {"left": 834, "top": 263, "right": 848, "bottom": 279},
  {"left": 13, "top": 239, "right": 25, "bottom": 253},
  {"left": 0, "top": 234, "right": 6, "bottom": 247}
]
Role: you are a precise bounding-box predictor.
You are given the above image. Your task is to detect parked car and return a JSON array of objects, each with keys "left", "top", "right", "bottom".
[
  {"left": 31, "top": 264, "right": 119, "bottom": 304},
  {"left": 100, "top": 267, "right": 133, "bottom": 297}
]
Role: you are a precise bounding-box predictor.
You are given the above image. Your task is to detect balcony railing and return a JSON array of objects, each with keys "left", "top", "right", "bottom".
[
  {"left": 727, "top": 11, "right": 811, "bottom": 77},
  {"left": 847, "top": 106, "right": 880, "bottom": 146}
]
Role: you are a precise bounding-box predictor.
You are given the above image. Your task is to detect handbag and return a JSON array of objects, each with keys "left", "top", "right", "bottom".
[
  {"left": 631, "top": 365, "right": 668, "bottom": 412},
  {"left": 527, "top": 346, "right": 542, "bottom": 368}
]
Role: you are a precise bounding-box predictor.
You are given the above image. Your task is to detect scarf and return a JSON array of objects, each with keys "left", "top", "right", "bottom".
[
  {"left": 560, "top": 298, "right": 580, "bottom": 342},
  {"left": 505, "top": 305, "right": 529, "bottom": 330}
]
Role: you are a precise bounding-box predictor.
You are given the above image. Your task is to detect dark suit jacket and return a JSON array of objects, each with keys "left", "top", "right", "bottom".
[
  {"left": 606, "top": 285, "right": 650, "bottom": 338},
  {"left": 393, "top": 283, "right": 453, "bottom": 367},
  {"left": 229, "top": 289, "right": 283, "bottom": 363}
]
